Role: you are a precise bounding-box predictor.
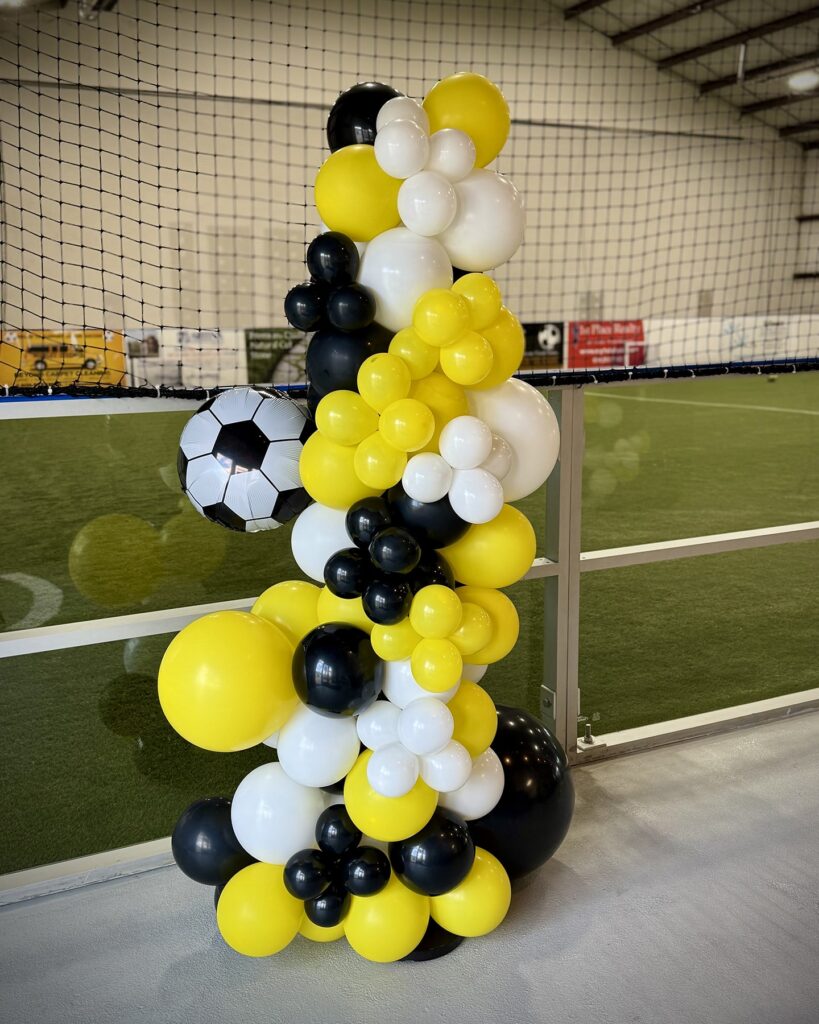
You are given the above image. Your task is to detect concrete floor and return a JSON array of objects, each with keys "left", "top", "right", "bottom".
[{"left": 1, "top": 714, "right": 817, "bottom": 1024}]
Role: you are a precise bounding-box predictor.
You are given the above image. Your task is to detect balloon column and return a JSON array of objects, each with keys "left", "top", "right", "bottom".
[{"left": 161, "top": 72, "right": 573, "bottom": 964}]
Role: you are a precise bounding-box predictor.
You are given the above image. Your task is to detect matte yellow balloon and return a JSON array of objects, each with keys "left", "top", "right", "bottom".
[
  {"left": 357, "top": 353, "right": 412, "bottom": 413},
  {"left": 314, "top": 144, "right": 401, "bottom": 242},
  {"left": 411, "top": 637, "right": 463, "bottom": 692},
  {"left": 448, "top": 679, "right": 497, "bottom": 757},
  {"left": 299, "top": 431, "right": 380, "bottom": 509},
  {"left": 344, "top": 874, "right": 430, "bottom": 963},
  {"left": 448, "top": 601, "right": 493, "bottom": 657},
  {"left": 217, "top": 863, "right": 304, "bottom": 957},
  {"left": 371, "top": 617, "right": 421, "bottom": 661},
  {"left": 316, "top": 587, "right": 374, "bottom": 635},
  {"left": 410, "top": 584, "right": 463, "bottom": 639},
  {"left": 440, "top": 505, "right": 536, "bottom": 589},
  {"left": 344, "top": 750, "right": 437, "bottom": 842},
  {"left": 251, "top": 580, "right": 319, "bottom": 646},
  {"left": 451, "top": 273, "right": 503, "bottom": 330},
  {"left": 430, "top": 847, "right": 511, "bottom": 937},
  {"left": 409, "top": 372, "right": 469, "bottom": 452},
  {"left": 316, "top": 390, "right": 379, "bottom": 446},
  {"left": 354, "top": 432, "right": 407, "bottom": 490},
  {"left": 379, "top": 398, "right": 435, "bottom": 452},
  {"left": 423, "top": 73, "right": 510, "bottom": 168},
  {"left": 389, "top": 327, "right": 439, "bottom": 380},
  {"left": 299, "top": 917, "right": 345, "bottom": 943},
  {"left": 413, "top": 289, "right": 471, "bottom": 348},
  {"left": 469, "top": 307, "right": 525, "bottom": 391},
  {"left": 456, "top": 585, "right": 520, "bottom": 664},
  {"left": 158, "top": 611, "right": 297, "bottom": 752},
  {"left": 439, "top": 330, "right": 494, "bottom": 387}
]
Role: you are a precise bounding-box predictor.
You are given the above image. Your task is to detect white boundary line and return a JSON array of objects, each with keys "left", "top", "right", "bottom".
[
  {"left": 0, "top": 397, "right": 202, "bottom": 419},
  {"left": 587, "top": 391, "right": 819, "bottom": 416}
]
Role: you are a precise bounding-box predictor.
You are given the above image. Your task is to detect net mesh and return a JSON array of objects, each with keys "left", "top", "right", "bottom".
[{"left": 1, "top": 0, "right": 817, "bottom": 395}]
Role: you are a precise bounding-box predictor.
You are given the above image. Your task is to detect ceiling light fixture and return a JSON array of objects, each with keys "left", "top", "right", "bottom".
[{"left": 787, "top": 69, "right": 819, "bottom": 93}]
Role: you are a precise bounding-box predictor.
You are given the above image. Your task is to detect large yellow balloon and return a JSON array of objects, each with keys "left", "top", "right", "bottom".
[
  {"left": 411, "top": 637, "right": 463, "bottom": 692},
  {"left": 316, "top": 390, "right": 379, "bottom": 446},
  {"left": 357, "top": 353, "right": 412, "bottom": 413},
  {"left": 354, "top": 432, "right": 407, "bottom": 490},
  {"left": 252, "top": 580, "right": 319, "bottom": 646},
  {"left": 451, "top": 273, "right": 502, "bottom": 331},
  {"left": 413, "top": 289, "right": 471, "bottom": 348},
  {"left": 314, "top": 144, "right": 401, "bottom": 242},
  {"left": 344, "top": 750, "right": 437, "bottom": 841},
  {"left": 423, "top": 73, "right": 510, "bottom": 168},
  {"left": 344, "top": 874, "right": 430, "bottom": 963},
  {"left": 456, "top": 585, "right": 520, "bottom": 664},
  {"left": 468, "top": 307, "right": 525, "bottom": 391},
  {"left": 410, "top": 372, "right": 469, "bottom": 452},
  {"left": 217, "top": 863, "right": 304, "bottom": 957},
  {"left": 440, "top": 505, "right": 535, "bottom": 589},
  {"left": 430, "top": 848, "right": 511, "bottom": 937},
  {"left": 439, "top": 330, "right": 494, "bottom": 387},
  {"left": 410, "top": 584, "right": 463, "bottom": 639},
  {"left": 158, "top": 611, "right": 297, "bottom": 752},
  {"left": 448, "top": 680, "right": 497, "bottom": 757},
  {"left": 371, "top": 617, "right": 421, "bottom": 661},
  {"left": 389, "top": 327, "right": 439, "bottom": 380},
  {"left": 448, "top": 601, "right": 493, "bottom": 657},
  {"left": 299, "top": 431, "right": 380, "bottom": 509},
  {"left": 378, "top": 398, "right": 435, "bottom": 452},
  {"left": 316, "top": 587, "right": 374, "bottom": 635},
  {"left": 299, "top": 917, "right": 345, "bottom": 943}
]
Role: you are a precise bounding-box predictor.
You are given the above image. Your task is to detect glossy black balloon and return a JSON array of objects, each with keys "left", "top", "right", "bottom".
[
  {"left": 306, "top": 883, "right": 350, "bottom": 928},
  {"left": 327, "top": 284, "right": 375, "bottom": 332},
  {"left": 362, "top": 576, "right": 412, "bottom": 626},
  {"left": 283, "top": 849, "right": 332, "bottom": 901},
  {"left": 324, "top": 547, "right": 373, "bottom": 598},
  {"left": 306, "top": 386, "right": 322, "bottom": 419},
  {"left": 326, "top": 81, "right": 401, "bottom": 151},
  {"left": 284, "top": 281, "right": 327, "bottom": 332},
  {"left": 346, "top": 496, "right": 393, "bottom": 549},
  {"left": 171, "top": 797, "right": 254, "bottom": 887},
  {"left": 386, "top": 482, "right": 471, "bottom": 549},
  {"left": 389, "top": 808, "right": 474, "bottom": 896},
  {"left": 369, "top": 527, "right": 421, "bottom": 575},
  {"left": 410, "top": 549, "right": 456, "bottom": 592},
  {"left": 315, "top": 804, "right": 362, "bottom": 858},
  {"left": 293, "top": 623, "right": 382, "bottom": 717},
  {"left": 305, "top": 324, "right": 390, "bottom": 396},
  {"left": 306, "top": 231, "right": 360, "bottom": 287},
  {"left": 342, "top": 846, "right": 391, "bottom": 897},
  {"left": 468, "top": 705, "right": 575, "bottom": 880},
  {"left": 451, "top": 266, "right": 469, "bottom": 282}
]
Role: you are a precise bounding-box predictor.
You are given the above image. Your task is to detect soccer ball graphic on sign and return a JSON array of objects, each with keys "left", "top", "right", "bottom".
[{"left": 177, "top": 387, "right": 313, "bottom": 532}]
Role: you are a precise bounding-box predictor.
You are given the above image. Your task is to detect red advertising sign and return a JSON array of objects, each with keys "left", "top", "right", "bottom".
[{"left": 567, "top": 321, "right": 645, "bottom": 369}]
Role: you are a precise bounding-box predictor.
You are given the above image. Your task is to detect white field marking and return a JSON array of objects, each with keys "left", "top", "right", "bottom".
[{"left": 586, "top": 392, "right": 819, "bottom": 416}]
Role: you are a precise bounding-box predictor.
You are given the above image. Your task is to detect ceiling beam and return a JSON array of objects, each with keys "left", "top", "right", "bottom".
[
  {"left": 611, "top": 0, "right": 732, "bottom": 47},
  {"left": 564, "top": 0, "right": 609, "bottom": 19},
  {"left": 657, "top": 6, "right": 819, "bottom": 69},
  {"left": 779, "top": 119, "right": 819, "bottom": 137},
  {"left": 699, "top": 47, "right": 819, "bottom": 94},
  {"left": 802, "top": 140, "right": 819, "bottom": 150},
  {"left": 740, "top": 88, "right": 819, "bottom": 114}
]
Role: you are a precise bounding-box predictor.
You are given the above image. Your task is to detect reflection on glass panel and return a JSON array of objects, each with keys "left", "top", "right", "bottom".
[{"left": 481, "top": 578, "right": 544, "bottom": 718}]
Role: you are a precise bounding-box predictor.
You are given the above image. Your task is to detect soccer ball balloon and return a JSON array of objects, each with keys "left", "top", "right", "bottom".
[{"left": 177, "top": 388, "right": 313, "bottom": 532}]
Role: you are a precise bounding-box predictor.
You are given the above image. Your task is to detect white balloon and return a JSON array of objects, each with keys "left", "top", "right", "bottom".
[
  {"left": 448, "top": 468, "right": 504, "bottom": 525},
  {"left": 403, "top": 452, "right": 452, "bottom": 503},
  {"left": 357, "top": 227, "right": 452, "bottom": 332},
  {"left": 367, "top": 742, "right": 419, "bottom": 797},
  {"left": 357, "top": 700, "right": 401, "bottom": 751},
  {"left": 382, "top": 658, "right": 460, "bottom": 709},
  {"left": 262, "top": 730, "right": 279, "bottom": 749},
  {"left": 438, "top": 169, "right": 525, "bottom": 271},
  {"left": 374, "top": 119, "right": 429, "bottom": 179},
  {"left": 398, "top": 171, "right": 457, "bottom": 237},
  {"left": 462, "top": 663, "right": 488, "bottom": 683},
  {"left": 276, "top": 704, "right": 360, "bottom": 788},
  {"left": 480, "top": 433, "right": 513, "bottom": 480},
  {"left": 467, "top": 379, "right": 560, "bottom": 501},
  {"left": 439, "top": 748, "right": 504, "bottom": 820},
  {"left": 376, "top": 95, "right": 429, "bottom": 133},
  {"left": 291, "top": 502, "right": 351, "bottom": 582},
  {"left": 420, "top": 740, "right": 473, "bottom": 793},
  {"left": 398, "top": 697, "right": 454, "bottom": 756},
  {"left": 438, "top": 415, "right": 493, "bottom": 470},
  {"left": 231, "top": 763, "right": 325, "bottom": 864},
  {"left": 425, "top": 128, "right": 476, "bottom": 182}
]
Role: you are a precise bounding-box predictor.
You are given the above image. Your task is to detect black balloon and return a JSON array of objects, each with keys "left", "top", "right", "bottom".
[
  {"left": 324, "top": 547, "right": 372, "bottom": 599},
  {"left": 389, "top": 809, "right": 474, "bottom": 896},
  {"left": 214, "top": 883, "right": 225, "bottom": 909},
  {"left": 326, "top": 81, "right": 401, "bottom": 151},
  {"left": 369, "top": 527, "right": 421, "bottom": 575},
  {"left": 284, "top": 849, "right": 332, "bottom": 901},
  {"left": 346, "top": 496, "right": 393, "bottom": 549},
  {"left": 305, "top": 324, "right": 391, "bottom": 396},
  {"left": 284, "top": 281, "right": 327, "bottom": 331},
  {"left": 402, "top": 919, "right": 465, "bottom": 962},
  {"left": 410, "top": 549, "right": 456, "bottom": 592},
  {"left": 306, "top": 386, "right": 322, "bottom": 419},
  {"left": 171, "top": 797, "right": 254, "bottom": 887},
  {"left": 362, "top": 576, "right": 412, "bottom": 626},
  {"left": 327, "top": 284, "right": 375, "bottom": 332},
  {"left": 342, "top": 846, "right": 391, "bottom": 897},
  {"left": 315, "top": 805, "right": 362, "bottom": 858},
  {"left": 386, "top": 482, "right": 470, "bottom": 549},
  {"left": 306, "top": 884, "right": 350, "bottom": 928},
  {"left": 468, "top": 706, "right": 575, "bottom": 880},
  {"left": 293, "top": 623, "right": 382, "bottom": 717},
  {"left": 451, "top": 266, "right": 469, "bottom": 282},
  {"left": 306, "top": 231, "right": 360, "bottom": 286}
]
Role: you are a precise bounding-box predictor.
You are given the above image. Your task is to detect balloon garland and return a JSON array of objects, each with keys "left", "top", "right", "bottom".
[{"left": 164, "top": 72, "right": 574, "bottom": 964}]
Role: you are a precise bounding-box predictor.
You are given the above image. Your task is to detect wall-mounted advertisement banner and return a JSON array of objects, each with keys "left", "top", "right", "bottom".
[
  {"left": 567, "top": 321, "right": 645, "bottom": 369},
  {"left": 244, "top": 327, "right": 305, "bottom": 385},
  {"left": 521, "top": 322, "right": 564, "bottom": 372},
  {"left": 0, "top": 329, "right": 127, "bottom": 387}
]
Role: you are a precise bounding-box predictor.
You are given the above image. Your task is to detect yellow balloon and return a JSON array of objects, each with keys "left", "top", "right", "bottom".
[
  {"left": 409, "top": 372, "right": 469, "bottom": 452},
  {"left": 299, "top": 431, "right": 380, "bottom": 509},
  {"left": 316, "top": 390, "right": 379, "bottom": 446},
  {"left": 430, "top": 848, "right": 511, "bottom": 937},
  {"left": 217, "top": 863, "right": 304, "bottom": 957},
  {"left": 440, "top": 505, "right": 535, "bottom": 589},
  {"left": 413, "top": 289, "right": 471, "bottom": 348},
  {"left": 448, "top": 680, "right": 497, "bottom": 757},
  {"left": 423, "top": 73, "right": 510, "bottom": 168},
  {"left": 411, "top": 637, "right": 463, "bottom": 692},
  {"left": 314, "top": 144, "right": 401, "bottom": 242},
  {"left": 344, "top": 874, "right": 430, "bottom": 963},
  {"left": 252, "top": 580, "right": 319, "bottom": 646},
  {"left": 448, "top": 601, "right": 493, "bottom": 656},
  {"left": 409, "top": 584, "right": 463, "bottom": 639},
  {"left": 456, "top": 585, "right": 520, "bottom": 664},
  {"left": 357, "top": 352, "right": 412, "bottom": 413},
  {"left": 299, "top": 917, "right": 345, "bottom": 943},
  {"left": 389, "top": 327, "right": 439, "bottom": 380},
  {"left": 158, "top": 611, "right": 297, "bottom": 752},
  {"left": 371, "top": 617, "right": 421, "bottom": 661},
  {"left": 451, "top": 273, "right": 503, "bottom": 330},
  {"left": 439, "top": 330, "right": 494, "bottom": 387},
  {"left": 354, "top": 432, "right": 407, "bottom": 490},
  {"left": 378, "top": 398, "right": 435, "bottom": 453},
  {"left": 468, "top": 307, "right": 525, "bottom": 391},
  {"left": 344, "top": 750, "right": 437, "bottom": 842},
  {"left": 316, "top": 587, "right": 373, "bottom": 635}
]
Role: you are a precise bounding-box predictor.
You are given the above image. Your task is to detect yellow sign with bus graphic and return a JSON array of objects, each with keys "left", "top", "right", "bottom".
[{"left": 0, "top": 329, "right": 127, "bottom": 388}]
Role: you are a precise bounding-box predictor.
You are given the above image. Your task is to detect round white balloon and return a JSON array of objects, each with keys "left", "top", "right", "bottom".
[
  {"left": 448, "top": 468, "right": 504, "bottom": 525},
  {"left": 403, "top": 452, "right": 453, "bottom": 503},
  {"left": 398, "top": 697, "right": 454, "bottom": 756},
  {"left": 357, "top": 700, "right": 401, "bottom": 751},
  {"left": 425, "top": 128, "right": 476, "bottom": 182},
  {"left": 439, "top": 748, "right": 504, "bottom": 820},
  {"left": 376, "top": 95, "right": 429, "bottom": 133},
  {"left": 420, "top": 740, "right": 473, "bottom": 793},
  {"left": 291, "top": 502, "right": 352, "bottom": 582},
  {"left": 367, "top": 742, "right": 419, "bottom": 797},
  {"left": 382, "top": 657, "right": 460, "bottom": 708},
  {"left": 231, "top": 763, "right": 325, "bottom": 864},
  {"left": 262, "top": 730, "right": 279, "bottom": 749},
  {"left": 480, "top": 433, "right": 513, "bottom": 480},
  {"left": 438, "top": 415, "right": 493, "bottom": 470},
  {"left": 438, "top": 169, "right": 525, "bottom": 272},
  {"left": 276, "top": 704, "right": 360, "bottom": 788},
  {"left": 374, "top": 119, "right": 429, "bottom": 180},
  {"left": 462, "top": 663, "right": 488, "bottom": 683},
  {"left": 398, "top": 171, "right": 457, "bottom": 237}
]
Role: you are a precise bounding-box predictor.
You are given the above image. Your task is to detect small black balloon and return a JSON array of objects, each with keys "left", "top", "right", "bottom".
[
  {"left": 410, "top": 549, "right": 456, "bottom": 592},
  {"left": 305, "top": 883, "right": 350, "bottom": 928},
  {"left": 327, "top": 284, "right": 375, "bottom": 332},
  {"left": 306, "top": 231, "right": 360, "bottom": 287},
  {"left": 346, "top": 496, "right": 393, "bottom": 549},
  {"left": 389, "top": 809, "right": 474, "bottom": 896},
  {"left": 171, "top": 797, "right": 254, "bottom": 887},
  {"left": 284, "top": 281, "right": 327, "bottom": 332},
  {"left": 293, "top": 623, "right": 382, "bottom": 717},
  {"left": 315, "top": 804, "right": 362, "bottom": 858},
  {"left": 386, "top": 482, "right": 471, "bottom": 549},
  {"left": 451, "top": 266, "right": 470, "bottom": 282},
  {"left": 342, "top": 846, "right": 391, "bottom": 897},
  {"left": 284, "top": 849, "right": 333, "bottom": 901},
  {"left": 369, "top": 527, "right": 422, "bottom": 575},
  {"left": 326, "top": 81, "right": 402, "bottom": 151},
  {"left": 305, "top": 325, "right": 390, "bottom": 396},
  {"left": 324, "top": 547, "right": 373, "bottom": 598},
  {"left": 362, "top": 576, "right": 412, "bottom": 626}
]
